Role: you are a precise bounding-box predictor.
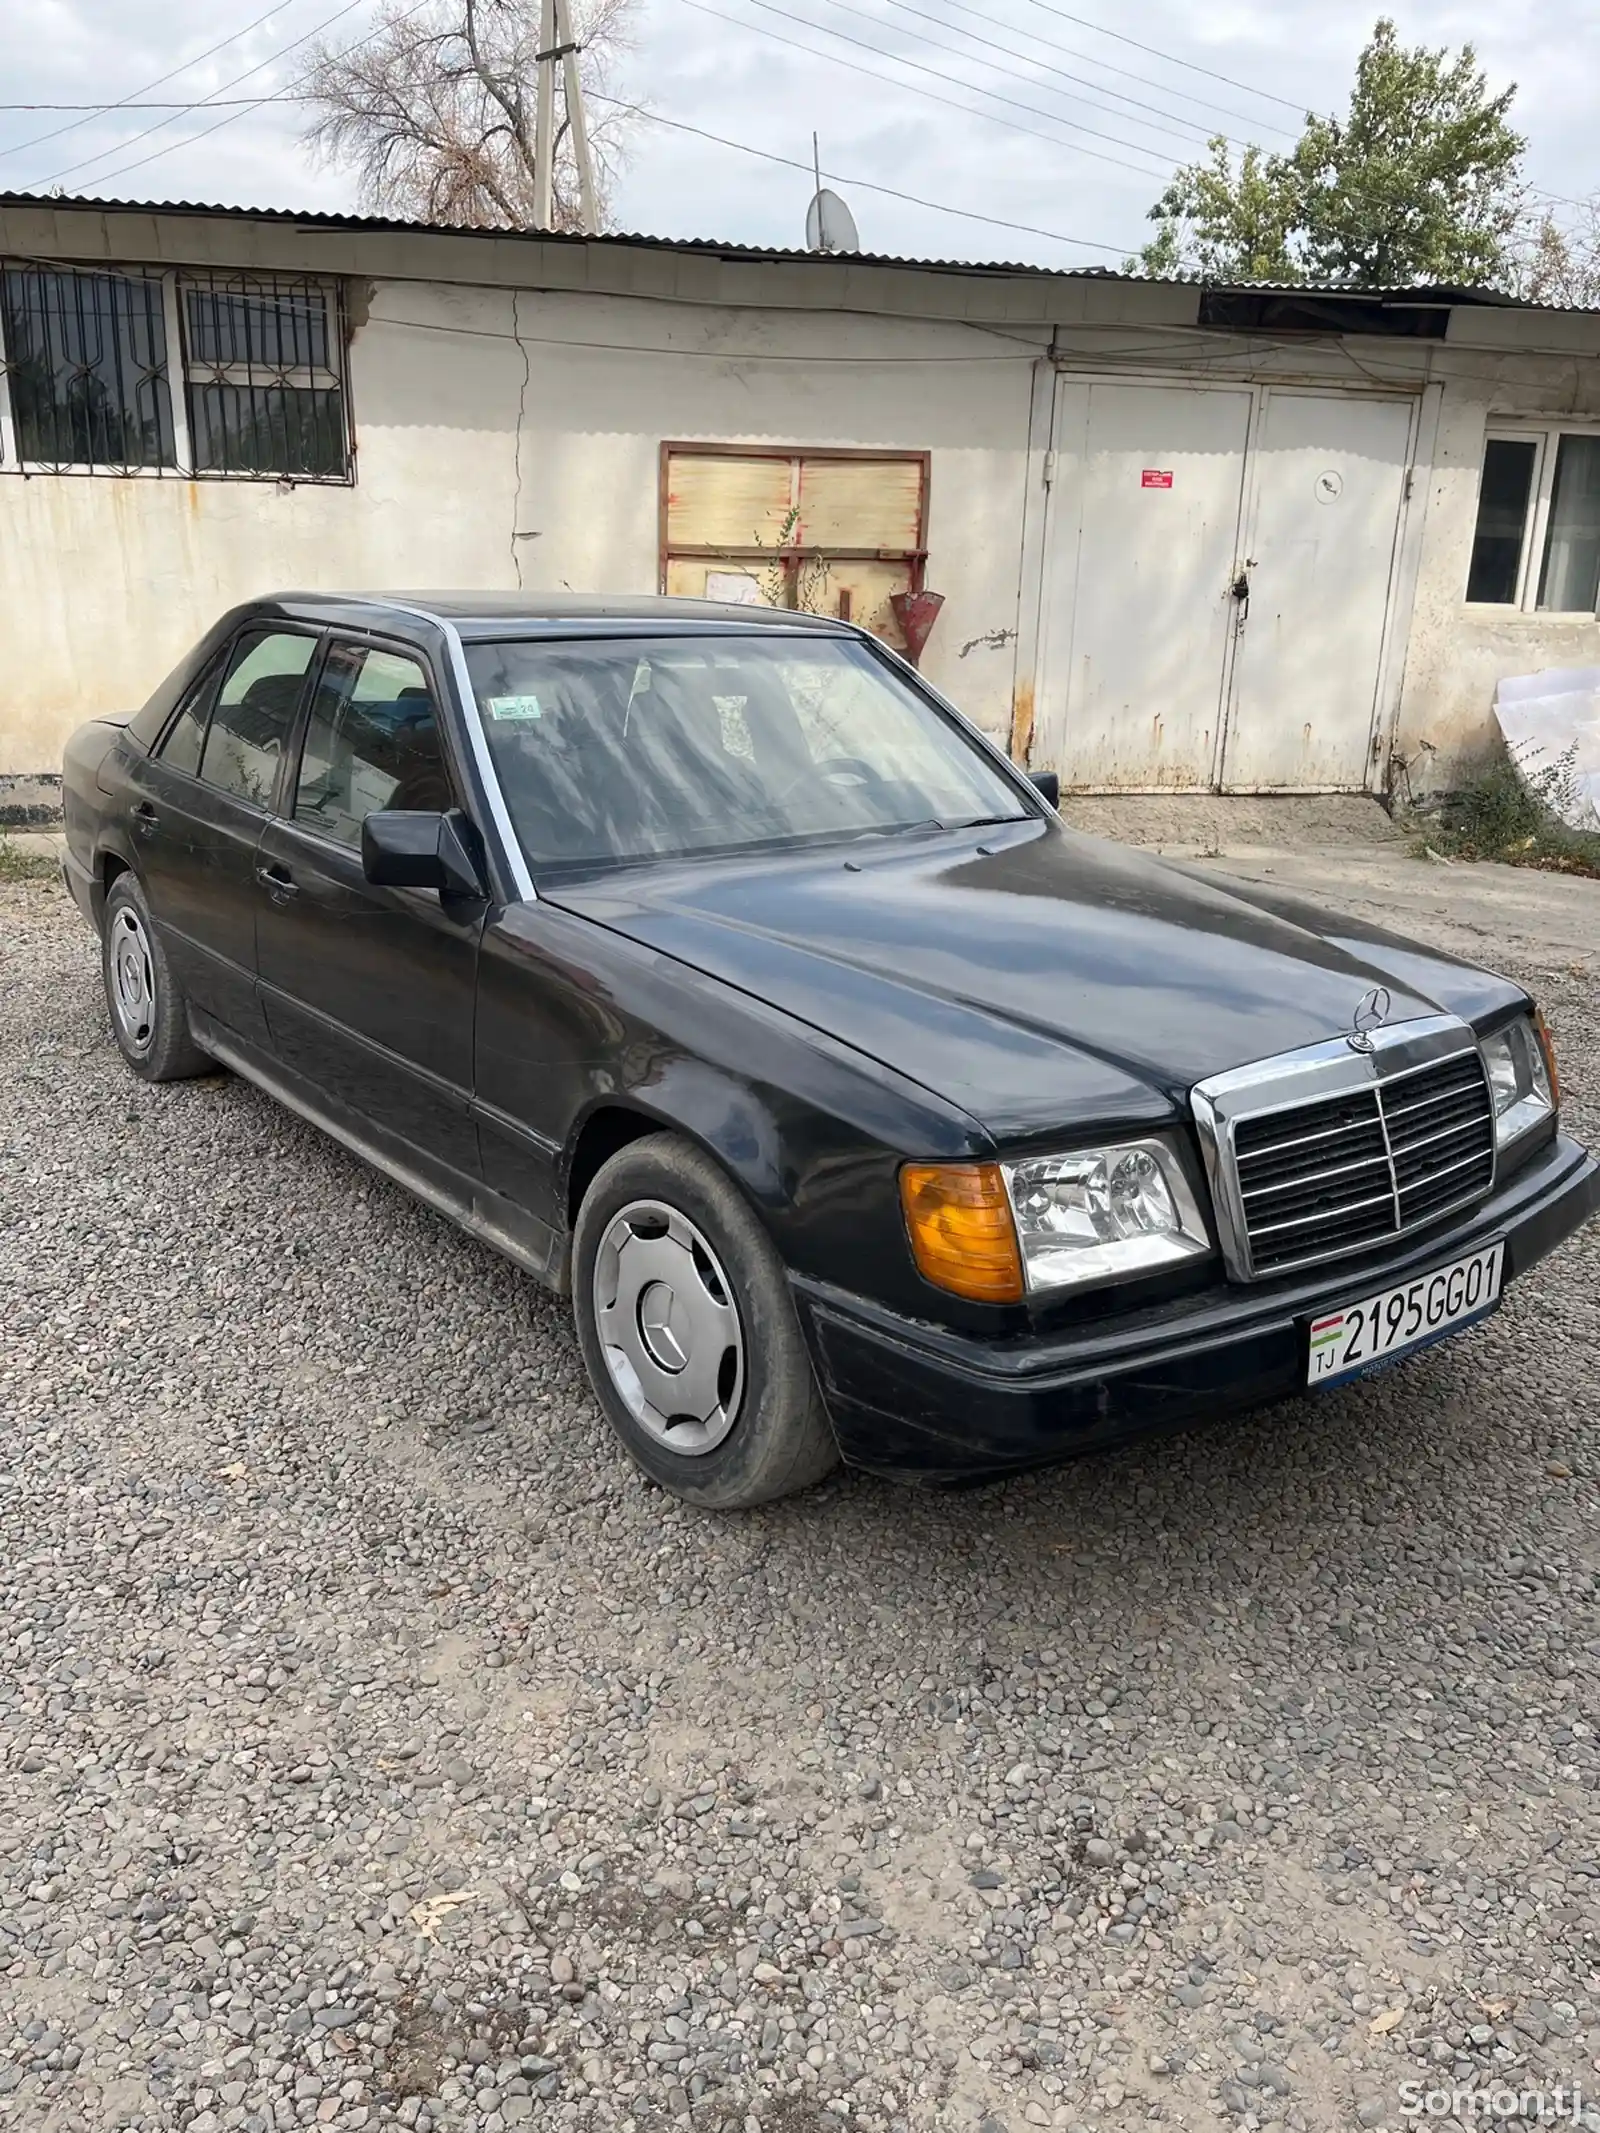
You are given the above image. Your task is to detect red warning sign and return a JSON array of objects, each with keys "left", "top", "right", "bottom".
[{"left": 1141, "top": 468, "right": 1174, "bottom": 489}]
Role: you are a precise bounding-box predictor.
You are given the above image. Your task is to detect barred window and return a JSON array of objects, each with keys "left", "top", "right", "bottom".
[
  {"left": 182, "top": 274, "right": 347, "bottom": 479},
  {"left": 0, "top": 261, "right": 350, "bottom": 481},
  {"left": 0, "top": 264, "right": 175, "bottom": 470}
]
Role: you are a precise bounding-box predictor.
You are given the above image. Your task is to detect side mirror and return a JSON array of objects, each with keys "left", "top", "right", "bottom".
[
  {"left": 362, "top": 808, "right": 486, "bottom": 899},
  {"left": 1029, "top": 770, "right": 1060, "bottom": 809}
]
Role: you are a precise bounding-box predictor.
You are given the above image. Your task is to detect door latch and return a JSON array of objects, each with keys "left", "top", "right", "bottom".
[{"left": 1230, "top": 570, "right": 1250, "bottom": 625}]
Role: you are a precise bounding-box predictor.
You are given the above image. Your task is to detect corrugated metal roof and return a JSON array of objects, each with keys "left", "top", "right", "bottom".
[
  {"left": 0, "top": 189, "right": 1121, "bottom": 280},
  {"left": 0, "top": 190, "right": 1587, "bottom": 310}
]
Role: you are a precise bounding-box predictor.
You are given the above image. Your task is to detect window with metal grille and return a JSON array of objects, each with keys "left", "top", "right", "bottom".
[
  {"left": 0, "top": 261, "right": 351, "bottom": 482},
  {"left": 181, "top": 273, "right": 348, "bottom": 479},
  {"left": 0, "top": 263, "right": 175, "bottom": 471}
]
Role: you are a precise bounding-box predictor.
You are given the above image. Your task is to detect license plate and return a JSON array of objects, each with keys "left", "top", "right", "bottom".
[{"left": 1306, "top": 1240, "right": 1504, "bottom": 1388}]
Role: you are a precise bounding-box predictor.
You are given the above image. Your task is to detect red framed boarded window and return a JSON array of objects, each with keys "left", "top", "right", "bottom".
[{"left": 660, "top": 443, "right": 929, "bottom": 649}]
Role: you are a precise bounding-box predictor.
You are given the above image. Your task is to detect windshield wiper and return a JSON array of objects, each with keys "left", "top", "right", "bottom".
[{"left": 870, "top": 813, "right": 1029, "bottom": 836}]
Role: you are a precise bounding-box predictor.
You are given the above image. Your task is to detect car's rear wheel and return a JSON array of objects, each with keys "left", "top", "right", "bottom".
[
  {"left": 101, "top": 872, "right": 211, "bottom": 1083},
  {"left": 571, "top": 1133, "right": 839, "bottom": 1508}
]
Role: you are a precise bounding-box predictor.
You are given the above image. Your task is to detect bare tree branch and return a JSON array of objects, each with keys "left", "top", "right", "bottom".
[{"left": 298, "top": 0, "right": 638, "bottom": 232}]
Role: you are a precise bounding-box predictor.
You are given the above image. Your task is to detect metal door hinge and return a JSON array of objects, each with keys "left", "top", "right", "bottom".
[{"left": 1042, "top": 449, "right": 1057, "bottom": 488}]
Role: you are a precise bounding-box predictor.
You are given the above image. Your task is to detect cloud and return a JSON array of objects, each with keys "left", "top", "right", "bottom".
[{"left": 1, "top": 0, "right": 1593, "bottom": 267}]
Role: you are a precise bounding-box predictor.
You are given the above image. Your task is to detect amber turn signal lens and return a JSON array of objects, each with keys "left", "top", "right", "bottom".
[
  {"left": 1534, "top": 1006, "right": 1561, "bottom": 1108},
  {"left": 900, "top": 1161, "right": 1024, "bottom": 1304}
]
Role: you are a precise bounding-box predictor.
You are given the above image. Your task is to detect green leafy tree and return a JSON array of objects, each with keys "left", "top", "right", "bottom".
[
  {"left": 1507, "top": 201, "right": 1600, "bottom": 307},
  {"left": 1136, "top": 18, "right": 1526, "bottom": 288}
]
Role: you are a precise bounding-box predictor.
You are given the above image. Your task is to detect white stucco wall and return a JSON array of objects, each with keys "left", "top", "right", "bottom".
[
  {"left": 0, "top": 283, "right": 524, "bottom": 772},
  {"left": 4, "top": 200, "right": 1600, "bottom": 794},
  {"left": 0, "top": 238, "right": 1042, "bottom": 776},
  {"left": 1391, "top": 330, "right": 1600, "bottom": 788}
]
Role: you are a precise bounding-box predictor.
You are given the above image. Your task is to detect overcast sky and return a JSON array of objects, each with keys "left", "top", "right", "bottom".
[{"left": 0, "top": 0, "right": 1594, "bottom": 270}]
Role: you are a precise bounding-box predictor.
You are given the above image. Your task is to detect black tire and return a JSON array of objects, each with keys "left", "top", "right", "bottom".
[
  {"left": 571, "top": 1133, "right": 840, "bottom": 1508},
  {"left": 101, "top": 871, "right": 212, "bottom": 1083}
]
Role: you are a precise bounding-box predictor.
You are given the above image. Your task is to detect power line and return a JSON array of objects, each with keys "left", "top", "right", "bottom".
[
  {"left": 719, "top": 0, "right": 1176, "bottom": 171},
  {"left": 842, "top": 0, "right": 1257, "bottom": 151},
  {"left": 1016, "top": 0, "right": 1310, "bottom": 117},
  {"left": 0, "top": 0, "right": 300, "bottom": 162},
  {"left": 35, "top": 0, "right": 383, "bottom": 188},
  {"left": 674, "top": 0, "right": 1172, "bottom": 181},
  {"left": 923, "top": 0, "right": 1300, "bottom": 139},
  {"left": 0, "top": 99, "right": 311, "bottom": 112},
  {"left": 587, "top": 93, "right": 1131, "bottom": 256}
]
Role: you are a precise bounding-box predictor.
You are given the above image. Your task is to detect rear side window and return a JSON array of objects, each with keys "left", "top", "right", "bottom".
[
  {"left": 293, "top": 643, "right": 451, "bottom": 848},
  {"left": 128, "top": 634, "right": 222, "bottom": 748},
  {"left": 157, "top": 661, "right": 220, "bottom": 776},
  {"left": 199, "top": 631, "right": 318, "bottom": 807}
]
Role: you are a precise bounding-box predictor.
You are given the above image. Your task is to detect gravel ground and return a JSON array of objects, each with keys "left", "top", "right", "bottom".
[{"left": 2, "top": 868, "right": 1598, "bottom": 2133}]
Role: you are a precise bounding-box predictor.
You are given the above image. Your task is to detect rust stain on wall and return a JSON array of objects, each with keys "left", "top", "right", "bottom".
[{"left": 1009, "top": 678, "right": 1035, "bottom": 765}]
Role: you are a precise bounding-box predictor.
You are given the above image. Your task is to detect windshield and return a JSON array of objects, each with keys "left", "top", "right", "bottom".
[{"left": 464, "top": 633, "right": 1029, "bottom": 874}]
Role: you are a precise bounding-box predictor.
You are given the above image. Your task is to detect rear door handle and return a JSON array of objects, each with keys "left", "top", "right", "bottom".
[
  {"left": 255, "top": 863, "right": 298, "bottom": 898},
  {"left": 132, "top": 801, "right": 159, "bottom": 837}
]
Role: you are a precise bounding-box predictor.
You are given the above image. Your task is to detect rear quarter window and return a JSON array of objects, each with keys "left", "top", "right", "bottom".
[{"left": 127, "top": 631, "right": 230, "bottom": 749}]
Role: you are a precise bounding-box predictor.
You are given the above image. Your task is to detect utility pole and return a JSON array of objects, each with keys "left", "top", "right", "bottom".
[
  {"left": 556, "top": 0, "right": 599, "bottom": 235},
  {"left": 533, "top": 0, "right": 557, "bottom": 229}
]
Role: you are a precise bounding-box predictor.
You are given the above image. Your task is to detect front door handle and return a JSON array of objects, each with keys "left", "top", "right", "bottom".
[{"left": 255, "top": 863, "right": 298, "bottom": 899}]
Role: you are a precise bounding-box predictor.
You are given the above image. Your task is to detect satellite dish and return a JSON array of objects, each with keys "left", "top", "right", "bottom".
[{"left": 806, "top": 187, "right": 860, "bottom": 254}]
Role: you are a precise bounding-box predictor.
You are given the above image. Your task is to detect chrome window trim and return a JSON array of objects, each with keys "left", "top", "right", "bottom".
[
  {"left": 1191, "top": 1015, "right": 1494, "bottom": 1283},
  {"left": 380, "top": 606, "right": 536, "bottom": 905}
]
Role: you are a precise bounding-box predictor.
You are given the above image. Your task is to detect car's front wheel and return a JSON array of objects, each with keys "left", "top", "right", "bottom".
[
  {"left": 571, "top": 1133, "right": 839, "bottom": 1508},
  {"left": 101, "top": 872, "right": 211, "bottom": 1083}
]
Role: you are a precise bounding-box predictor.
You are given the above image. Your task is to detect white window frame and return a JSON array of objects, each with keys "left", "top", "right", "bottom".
[
  {"left": 0, "top": 260, "right": 352, "bottom": 483},
  {"left": 1466, "top": 420, "right": 1600, "bottom": 617}
]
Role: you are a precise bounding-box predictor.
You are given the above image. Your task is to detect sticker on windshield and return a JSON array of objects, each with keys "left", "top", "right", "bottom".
[{"left": 486, "top": 695, "right": 543, "bottom": 721}]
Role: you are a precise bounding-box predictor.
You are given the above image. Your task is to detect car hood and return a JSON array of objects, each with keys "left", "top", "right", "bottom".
[{"left": 545, "top": 820, "right": 1525, "bottom": 1141}]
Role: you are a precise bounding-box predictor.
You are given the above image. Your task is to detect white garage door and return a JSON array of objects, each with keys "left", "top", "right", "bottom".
[
  {"left": 1219, "top": 390, "right": 1413, "bottom": 790},
  {"left": 1034, "top": 378, "right": 1415, "bottom": 792},
  {"left": 1036, "top": 378, "right": 1252, "bottom": 789}
]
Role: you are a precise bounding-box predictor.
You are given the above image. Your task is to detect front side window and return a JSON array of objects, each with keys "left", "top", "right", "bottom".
[
  {"left": 293, "top": 644, "right": 450, "bottom": 847},
  {"left": 200, "top": 631, "right": 318, "bottom": 807},
  {"left": 466, "top": 632, "right": 1027, "bottom": 874},
  {"left": 0, "top": 263, "right": 173, "bottom": 469}
]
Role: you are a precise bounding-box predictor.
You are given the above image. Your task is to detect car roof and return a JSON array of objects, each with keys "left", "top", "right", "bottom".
[{"left": 257, "top": 591, "right": 858, "bottom": 641}]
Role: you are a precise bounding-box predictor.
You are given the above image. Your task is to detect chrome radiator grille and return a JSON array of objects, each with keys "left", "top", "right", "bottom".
[{"left": 1193, "top": 1020, "right": 1496, "bottom": 1282}]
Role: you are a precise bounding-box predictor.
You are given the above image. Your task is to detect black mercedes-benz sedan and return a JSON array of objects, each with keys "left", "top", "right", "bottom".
[{"left": 62, "top": 593, "right": 1599, "bottom": 1506}]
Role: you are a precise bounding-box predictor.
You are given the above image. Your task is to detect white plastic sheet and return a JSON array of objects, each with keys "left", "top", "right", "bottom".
[{"left": 1493, "top": 666, "right": 1600, "bottom": 830}]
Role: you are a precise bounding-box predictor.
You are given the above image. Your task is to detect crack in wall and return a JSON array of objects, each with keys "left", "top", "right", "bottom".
[{"left": 510, "top": 290, "right": 532, "bottom": 591}]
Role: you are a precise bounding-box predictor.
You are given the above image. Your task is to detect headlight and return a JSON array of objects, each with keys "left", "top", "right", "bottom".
[
  {"left": 1481, "top": 1014, "right": 1556, "bottom": 1150},
  {"left": 1002, "top": 1139, "right": 1211, "bottom": 1293},
  {"left": 900, "top": 1139, "right": 1210, "bottom": 1302}
]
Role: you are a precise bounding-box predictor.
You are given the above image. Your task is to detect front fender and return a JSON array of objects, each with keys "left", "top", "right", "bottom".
[
  {"left": 476, "top": 898, "right": 1000, "bottom": 1325},
  {"left": 562, "top": 1059, "right": 788, "bottom": 1214}
]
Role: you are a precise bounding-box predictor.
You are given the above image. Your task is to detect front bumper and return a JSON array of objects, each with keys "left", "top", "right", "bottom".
[{"left": 793, "top": 1131, "right": 1600, "bottom": 1483}]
